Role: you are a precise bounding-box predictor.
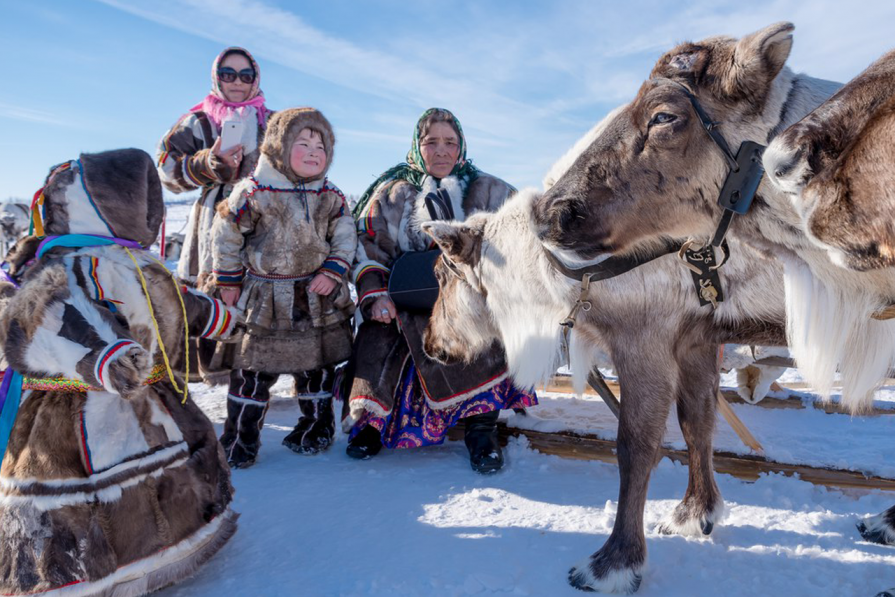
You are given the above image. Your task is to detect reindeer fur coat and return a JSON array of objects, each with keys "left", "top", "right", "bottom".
[{"left": 0, "top": 244, "right": 239, "bottom": 596}]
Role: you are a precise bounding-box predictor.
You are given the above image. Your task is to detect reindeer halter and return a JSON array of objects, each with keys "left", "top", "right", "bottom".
[{"left": 664, "top": 80, "right": 767, "bottom": 309}]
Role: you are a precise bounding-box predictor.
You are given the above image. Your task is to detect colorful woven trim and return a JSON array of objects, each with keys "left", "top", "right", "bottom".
[
  {"left": 233, "top": 199, "right": 251, "bottom": 224},
  {"left": 246, "top": 176, "right": 343, "bottom": 198},
  {"left": 30, "top": 161, "right": 73, "bottom": 236},
  {"left": 354, "top": 262, "right": 389, "bottom": 285},
  {"left": 319, "top": 257, "right": 349, "bottom": 280},
  {"left": 88, "top": 256, "right": 124, "bottom": 310},
  {"left": 246, "top": 269, "right": 314, "bottom": 282},
  {"left": 94, "top": 340, "right": 139, "bottom": 392},
  {"left": 23, "top": 363, "right": 167, "bottom": 393},
  {"left": 214, "top": 268, "right": 244, "bottom": 286},
  {"left": 359, "top": 288, "right": 388, "bottom": 304},
  {"left": 183, "top": 155, "right": 205, "bottom": 187},
  {"left": 200, "top": 296, "right": 232, "bottom": 339}
]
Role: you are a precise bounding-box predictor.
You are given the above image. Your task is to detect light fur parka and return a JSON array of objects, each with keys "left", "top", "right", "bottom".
[{"left": 211, "top": 108, "right": 356, "bottom": 374}]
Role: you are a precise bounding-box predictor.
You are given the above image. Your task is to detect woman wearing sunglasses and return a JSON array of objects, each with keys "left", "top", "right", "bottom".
[{"left": 156, "top": 46, "right": 273, "bottom": 383}]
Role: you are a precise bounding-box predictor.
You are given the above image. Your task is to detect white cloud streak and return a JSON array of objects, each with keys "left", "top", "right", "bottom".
[{"left": 96, "top": 0, "right": 895, "bottom": 190}]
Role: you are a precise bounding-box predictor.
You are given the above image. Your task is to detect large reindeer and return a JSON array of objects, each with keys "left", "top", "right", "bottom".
[{"left": 530, "top": 21, "right": 895, "bottom": 592}]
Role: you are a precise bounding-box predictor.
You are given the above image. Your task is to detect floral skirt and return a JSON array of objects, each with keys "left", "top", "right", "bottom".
[{"left": 348, "top": 361, "right": 537, "bottom": 449}]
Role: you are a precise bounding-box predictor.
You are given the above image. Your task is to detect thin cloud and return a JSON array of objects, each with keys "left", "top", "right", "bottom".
[{"left": 0, "top": 102, "right": 69, "bottom": 126}]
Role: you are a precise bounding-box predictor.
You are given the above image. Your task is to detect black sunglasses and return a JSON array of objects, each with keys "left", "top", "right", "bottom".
[{"left": 217, "top": 67, "right": 256, "bottom": 84}]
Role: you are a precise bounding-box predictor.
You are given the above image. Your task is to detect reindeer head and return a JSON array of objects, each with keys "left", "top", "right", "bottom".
[
  {"left": 534, "top": 22, "right": 796, "bottom": 258},
  {"left": 764, "top": 49, "right": 895, "bottom": 270},
  {"left": 420, "top": 217, "right": 500, "bottom": 364}
]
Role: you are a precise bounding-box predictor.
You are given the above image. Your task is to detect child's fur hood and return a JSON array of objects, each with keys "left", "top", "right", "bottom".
[{"left": 260, "top": 107, "right": 335, "bottom": 184}]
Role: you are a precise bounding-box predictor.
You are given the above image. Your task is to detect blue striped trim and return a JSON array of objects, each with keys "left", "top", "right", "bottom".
[{"left": 76, "top": 160, "right": 116, "bottom": 237}]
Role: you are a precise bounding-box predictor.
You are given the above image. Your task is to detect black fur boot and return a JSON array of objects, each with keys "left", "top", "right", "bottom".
[
  {"left": 464, "top": 410, "right": 503, "bottom": 474},
  {"left": 346, "top": 424, "right": 383, "bottom": 460},
  {"left": 283, "top": 397, "right": 335, "bottom": 455},
  {"left": 220, "top": 370, "right": 275, "bottom": 468}
]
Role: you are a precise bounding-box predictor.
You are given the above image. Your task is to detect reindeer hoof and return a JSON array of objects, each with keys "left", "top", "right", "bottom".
[
  {"left": 656, "top": 499, "right": 723, "bottom": 538},
  {"left": 568, "top": 554, "right": 643, "bottom": 594}
]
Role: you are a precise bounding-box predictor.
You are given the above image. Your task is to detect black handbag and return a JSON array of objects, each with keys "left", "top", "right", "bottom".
[{"left": 387, "top": 248, "right": 441, "bottom": 312}]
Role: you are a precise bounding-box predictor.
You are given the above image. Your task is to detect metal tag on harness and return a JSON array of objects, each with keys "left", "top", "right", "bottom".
[
  {"left": 684, "top": 243, "right": 726, "bottom": 308},
  {"left": 717, "top": 141, "right": 766, "bottom": 215}
]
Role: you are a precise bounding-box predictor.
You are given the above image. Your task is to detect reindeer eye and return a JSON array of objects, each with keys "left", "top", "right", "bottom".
[{"left": 649, "top": 112, "right": 677, "bottom": 127}]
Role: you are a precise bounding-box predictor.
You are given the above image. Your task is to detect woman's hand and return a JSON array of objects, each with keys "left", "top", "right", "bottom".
[
  {"left": 211, "top": 136, "right": 243, "bottom": 172},
  {"left": 370, "top": 296, "right": 396, "bottom": 324},
  {"left": 309, "top": 273, "right": 338, "bottom": 296},
  {"left": 220, "top": 287, "right": 241, "bottom": 307}
]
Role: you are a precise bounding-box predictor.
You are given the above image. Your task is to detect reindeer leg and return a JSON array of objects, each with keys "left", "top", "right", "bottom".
[
  {"left": 569, "top": 344, "right": 675, "bottom": 594},
  {"left": 657, "top": 342, "right": 724, "bottom": 537},
  {"left": 858, "top": 504, "right": 895, "bottom": 546}
]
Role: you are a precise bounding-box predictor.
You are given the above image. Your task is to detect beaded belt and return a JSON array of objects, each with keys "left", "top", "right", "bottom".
[
  {"left": 22, "top": 363, "right": 169, "bottom": 392},
  {"left": 246, "top": 269, "right": 313, "bottom": 282}
]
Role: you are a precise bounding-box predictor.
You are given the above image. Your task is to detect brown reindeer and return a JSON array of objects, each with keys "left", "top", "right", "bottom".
[
  {"left": 527, "top": 21, "right": 895, "bottom": 593},
  {"left": 764, "top": 49, "right": 895, "bottom": 271},
  {"left": 421, "top": 188, "right": 787, "bottom": 594},
  {"left": 763, "top": 47, "right": 895, "bottom": 585}
]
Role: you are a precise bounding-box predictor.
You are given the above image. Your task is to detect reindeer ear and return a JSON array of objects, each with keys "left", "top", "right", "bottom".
[
  {"left": 422, "top": 221, "right": 482, "bottom": 266},
  {"left": 726, "top": 22, "right": 794, "bottom": 96}
]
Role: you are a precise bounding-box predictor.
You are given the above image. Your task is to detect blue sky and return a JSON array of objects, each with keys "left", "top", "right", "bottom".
[{"left": 2, "top": 0, "right": 894, "bottom": 201}]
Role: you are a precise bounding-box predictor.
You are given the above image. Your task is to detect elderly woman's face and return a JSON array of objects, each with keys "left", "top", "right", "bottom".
[
  {"left": 420, "top": 121, "right": 461, "bottom": 179},
  {"left": 218, "top": 52, "right": 253, "bottom": 103}
]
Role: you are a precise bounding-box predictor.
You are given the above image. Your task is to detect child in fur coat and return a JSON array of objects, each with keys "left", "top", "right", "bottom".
[{"left": 211, "top": 107, "right": 356, "bottom": 468}]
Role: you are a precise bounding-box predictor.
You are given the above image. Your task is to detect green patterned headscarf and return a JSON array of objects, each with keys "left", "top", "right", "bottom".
[{"left": 352, "top": 108, "right": 480, "bottom": 218}]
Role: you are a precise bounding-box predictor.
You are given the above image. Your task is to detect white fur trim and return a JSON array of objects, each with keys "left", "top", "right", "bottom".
[
  {"left": 63, "top": 165, "right": 115, "bottom": 237},
  {"left": 24, "top": 506, "right": 237, "bottom": 597},
  {"left": 227, "top": 394, "right": 270, "bottom": 406},
  {"left": 295, "top": 391, "right": 333, "bottom": 400},
  {"left": 23, "top": 301, "right": 93, "bottom": 382},
  {"left": 83, "top": 389, "right": 153, "bottom": 470},
  {"left": 147, "top": 395, "right": 184, "bottom": 442},
  {"left": 0, "top": 449, "right": 189, "bottom": 510},
  {"left": 252, "top": 154, "right": 325, "bottom": 191},
  {"left": 423, "top": 371, "right": 509, "bottom": 411},
  {"left": 342, "top": 396, "right": 390, "bottom": 432},
  {"left": 400, "top": 175, "right": 468, "bottom": 252}
]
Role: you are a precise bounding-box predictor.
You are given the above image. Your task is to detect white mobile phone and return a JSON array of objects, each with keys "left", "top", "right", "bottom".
[{"left": 220, "top": 120, "right": 244, "bottom": 152}]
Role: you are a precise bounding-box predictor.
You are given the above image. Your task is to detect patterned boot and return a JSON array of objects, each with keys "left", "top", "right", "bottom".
[
  {"left": 283, "top": 368, "right": 336, "bottom": 455},
  {"left": 220, "top": 370, "right": 275, "bottom": 468},
  {"left": 283, "top": 397, "right": 335, "bottom": 455}
]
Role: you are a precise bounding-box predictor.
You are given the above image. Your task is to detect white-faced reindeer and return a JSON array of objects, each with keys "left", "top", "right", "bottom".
[{"left": 528, "top": 21, "right": 895, "bottom": 593}]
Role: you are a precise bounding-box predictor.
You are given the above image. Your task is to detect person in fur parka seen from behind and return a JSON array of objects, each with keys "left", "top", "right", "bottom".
[
  {"left": 212, "top": 107, "right": 356, "bottom": 468},
  {"left": 0, "top": 149, "right": 240, "bottom": 596}
]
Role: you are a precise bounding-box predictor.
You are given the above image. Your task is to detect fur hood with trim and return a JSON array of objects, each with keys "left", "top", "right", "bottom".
[
  {"left": 41, "top": 148, "right": 164, "bottom": 248},
  {"left": 261, "top": 107, "right": 335, "bottom": 184}
]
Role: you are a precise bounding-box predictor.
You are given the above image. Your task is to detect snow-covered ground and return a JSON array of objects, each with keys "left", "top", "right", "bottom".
[
  {"left": 153, "top": 201, "right": 895, "bottom": 596},
  {"left": 146, "top": 376, "right": 895, "bottom": 597}
]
